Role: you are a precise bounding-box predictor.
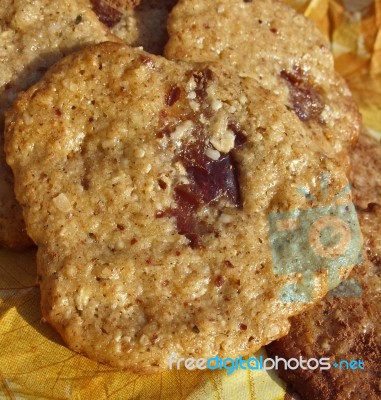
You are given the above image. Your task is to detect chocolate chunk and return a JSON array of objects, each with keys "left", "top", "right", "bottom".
[
  {"left": 167, "top": 208, "right": 200, "bottom": 248},
  {"left": 164, "top": 128, "right": 244, "bottom": 247},
  {"left": 81, "top": 177, "right": 90, "bottom": 190},
  {"left": 180, "top": 139, "right": 241, "bottom": 207},
  {"left": 215, "top": 275, "right": 225, "bottom": 287},
  {"left": 166, "top": 86, "right": 181, "bottom": 106},
  {"left": 174, "top": 184, "right": 202, "bottom": 210},
  {"left": 224, "top": 260, "right": 235, "bottom": 268},
  {"left": 158, "top": 179, "right": 167, "bottom": 189},
  {"left": 140, "top": 56, "right": 155, "bottom": 69},
  {"left": 193, "top": 69, "right": 213, "bottom": 101},
  {"left": 91, "top": 0, "right": 122, "bottom": 28},
  {"left": 281, "top": 68, "right": 324, "bottom": 121},
  {"left": 228, "top": 121, "right": 248, "bottom": 147}
]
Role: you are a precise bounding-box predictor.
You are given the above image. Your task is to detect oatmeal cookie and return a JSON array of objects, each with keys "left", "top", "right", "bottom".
[
  {"left": 165, "top": 0, "right": 361, "bottom": 154},
  {"left": 5, "top": 42, "right": 356, "bottom": 372},
  {"left": 266, "top": 133, "right": 381, "bottom": 400},
  {"left": 0, "top": 0, "right": 119, "bottom": 248}
]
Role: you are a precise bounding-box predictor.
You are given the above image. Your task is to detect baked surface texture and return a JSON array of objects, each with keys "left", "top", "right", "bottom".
[
  {"left": 266, "top": 133, "right": 381, "bottom": 400},
  {"left": 0, "top": 0, "right": 118, "bottom": 249},
  {"left": 5, "top": 42, "right": 357, "bottom": 372},
  {"left": 165, "top": 0, "right": 361, "bottom": 154}
]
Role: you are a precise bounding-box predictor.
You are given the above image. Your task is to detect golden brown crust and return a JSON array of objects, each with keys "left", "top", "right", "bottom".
[{"left": 266, "top": 133, "right": 381, "bottom": 400}]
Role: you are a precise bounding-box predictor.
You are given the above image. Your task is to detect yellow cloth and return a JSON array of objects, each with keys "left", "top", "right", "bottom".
[{"left": 1, "top": 1, "right": 380, "bottom": 398}]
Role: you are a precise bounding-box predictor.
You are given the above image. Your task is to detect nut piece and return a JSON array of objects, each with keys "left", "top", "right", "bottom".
[
  {"left": 171, "top": 120, "right": 194, "bottom": 140},
  {"left": 205, "top": 148, "right": 221, "bottom": 160},
  {"left": 209, "top": 112, "right": 236, "bottom": 153},
  {"left": 53, "top": 193, "right": 72, "bottom": 212},
  {"left": 210, "top": 129, "right": 236, "bottom": 153}
]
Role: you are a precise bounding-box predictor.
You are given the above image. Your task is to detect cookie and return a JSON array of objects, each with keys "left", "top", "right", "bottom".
[
  {"left": 92, "top": 0, "right": 178, "bottom": 54},
  {"left": 349, "top": 133, "right": 381, "bottom": 209},
  {"left": 0, "top": 0, "right": 119, "bottom": 249},
  {"left": 165, "top": 0, "right": 361, "bottom": 153},
  {"left": 5, "top": 42, "right": 356, "bottom": 372},
  {"left": 266, "top": 133, "right": 381, "bottom": 400}
]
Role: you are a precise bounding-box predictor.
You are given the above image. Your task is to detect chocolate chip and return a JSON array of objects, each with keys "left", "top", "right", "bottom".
[
  {"left": 281, "top": 68, "right": 324, "bottom": 122},
  {"left": 158, "top": 179, "right": 167, "bottom": 189},
  {"left": 215, "top": 275, "right": 225, "bottom": 287},
  {"left": 228, "top": 121, "right": 248, "bottom": 147},
  {"left": 180, "top": 139, "right": 241, "bottom": 206},
  {"left": 91, "top": 0, "right": 122, "bottom": 28},
  {"left": 166, "top": 86, "right": 181, "bottom": 106},
  {"left": 224, "top": 260, "right": 235, "bottom": 268},
  {"left": 140, "top": 56, "right": 155, "bottom": 69},
  {"left": 81, "top": 177, "right": 90, "bottom": 190},
  {"left": 193, "top": 69, "right": 213, "bottom": 101},
  {"left": 163, "top": 124, "right": 244, "bottom": 247}
]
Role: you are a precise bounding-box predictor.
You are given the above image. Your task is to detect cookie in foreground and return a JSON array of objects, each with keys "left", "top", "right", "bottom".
[
  {"left": 266, "top": 133, "right": 381, "bottom": 400},
  {"left": 0, "top": 0, "right": 120, "bottom": 249},
  {"left": 5, "top": 42, "right": 357, "bottom": 372}
]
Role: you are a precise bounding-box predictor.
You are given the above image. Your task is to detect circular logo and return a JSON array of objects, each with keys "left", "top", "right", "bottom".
[{"left": 309, "top": 216, "right": 351, "bottom": 259}]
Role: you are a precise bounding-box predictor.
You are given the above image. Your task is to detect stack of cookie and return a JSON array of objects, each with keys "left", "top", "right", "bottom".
[
  {"left": 1, "top": 1, "right": 378, "bottom": 397},
  {"left": 266, "top": 134, "right": 381, "bottom": 400}
]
